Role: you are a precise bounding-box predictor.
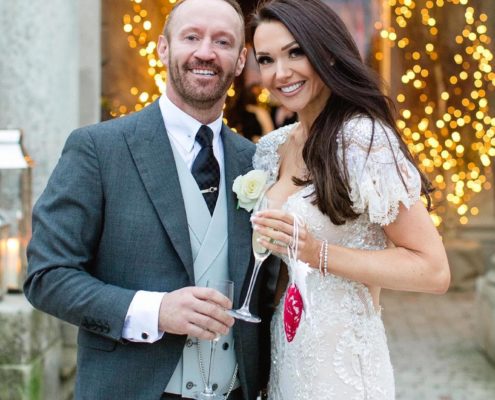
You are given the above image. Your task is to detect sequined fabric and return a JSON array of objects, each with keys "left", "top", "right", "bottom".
[{"left": 254, "top": 116, "right": 421, "bottom": 399}]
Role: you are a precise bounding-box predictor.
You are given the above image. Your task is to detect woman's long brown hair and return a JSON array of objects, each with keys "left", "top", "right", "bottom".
[{"left": 251, "top": 0, "right": 433, "bottom": 225}]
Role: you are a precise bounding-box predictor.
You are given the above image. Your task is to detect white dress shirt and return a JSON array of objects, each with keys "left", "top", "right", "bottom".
[{"left": 122, "top": 92, "right": 224, "bottom": 343}]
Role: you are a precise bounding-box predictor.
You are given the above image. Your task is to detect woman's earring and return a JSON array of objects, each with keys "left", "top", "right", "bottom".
[{"left": 330, "top": 58, "right": 336, "bottom": 66}]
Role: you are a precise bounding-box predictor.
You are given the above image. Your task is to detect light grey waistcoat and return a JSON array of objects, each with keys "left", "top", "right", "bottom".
[{"left": 165, "top": 142, "right": 239, "bottom": 398}]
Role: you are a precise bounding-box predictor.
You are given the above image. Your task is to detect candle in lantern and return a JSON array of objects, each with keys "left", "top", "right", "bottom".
[
  {"left": 0, "top": 238, "right": 5, "bottom": 299},
  {"left": 0, "top": 223, "right": 9, "bottom": 299},
  {"left": 5, "top": 238, "right": 21, "bottom": 292}
]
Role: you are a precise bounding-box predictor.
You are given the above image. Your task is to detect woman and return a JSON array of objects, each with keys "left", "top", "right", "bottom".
[{"left": 249, "top": 0, "right": 450, "bottom": 399}]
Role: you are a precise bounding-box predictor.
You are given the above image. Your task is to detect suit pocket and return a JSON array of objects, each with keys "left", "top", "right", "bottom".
[{"left": 78, "top": 329, "right": 117, "bottom": 352}]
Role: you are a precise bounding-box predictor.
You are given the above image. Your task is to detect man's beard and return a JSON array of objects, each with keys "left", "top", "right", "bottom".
[{"left": 168, "top": 56, "right": 235, "bottom": 110}]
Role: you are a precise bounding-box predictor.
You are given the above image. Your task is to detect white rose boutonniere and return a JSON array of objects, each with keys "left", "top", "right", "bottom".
[{"left": 232, "top": 169, "right": 268, "bottom": 212}]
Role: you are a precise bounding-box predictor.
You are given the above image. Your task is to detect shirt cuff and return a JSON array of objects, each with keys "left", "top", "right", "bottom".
[{"left": 122, "top": 290, "right": 166, "bottom": 343}]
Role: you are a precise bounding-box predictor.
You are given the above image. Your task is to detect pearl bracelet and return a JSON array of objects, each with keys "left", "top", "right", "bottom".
[
  {"left": 323, "top": 240, "right": 329, "bottom": 276},
  {"left": 319, "top": 239, "right": 328, "bottom": 277}
]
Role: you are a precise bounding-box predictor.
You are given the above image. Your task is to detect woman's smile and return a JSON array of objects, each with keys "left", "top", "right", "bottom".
[{"left": 278, "top": 81, "right": 306, "bottom": 95}]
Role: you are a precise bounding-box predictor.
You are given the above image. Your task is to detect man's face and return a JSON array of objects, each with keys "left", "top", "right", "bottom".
[{"left": 158, "top": 0, "right": 246, "bottom": 110}]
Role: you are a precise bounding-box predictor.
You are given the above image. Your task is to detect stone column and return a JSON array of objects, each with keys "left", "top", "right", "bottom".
[
  {"left": 0, "top": 0, "right": 80, "bottom": 201},
  {"left": 0, "top": 1, "right": 101, "bottom": 399},
  {"left": 79, "top": 0, "right": 101, "bottom": 127}
]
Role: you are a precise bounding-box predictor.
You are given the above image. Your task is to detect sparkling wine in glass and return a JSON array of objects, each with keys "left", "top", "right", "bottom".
[
  {"left": 229, "top": 195, "right": 276, "bottom": 323},
  {"left": 197, "top": 279, "right": 234, "bottom": 400}
]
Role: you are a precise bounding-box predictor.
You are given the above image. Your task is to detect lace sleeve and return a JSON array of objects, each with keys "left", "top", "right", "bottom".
[{"left": 339, "top": 116, "right": 422, "bottom": 226}]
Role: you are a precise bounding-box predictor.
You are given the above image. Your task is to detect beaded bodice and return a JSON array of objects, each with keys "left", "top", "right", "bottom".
[{"left": 254, "top": 117, "right": 421, "bottom": 400}]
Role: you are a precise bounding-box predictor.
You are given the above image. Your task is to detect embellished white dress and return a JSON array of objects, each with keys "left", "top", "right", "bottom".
[{"left": 253, "top": 116, "right": 421, "bottom": 400}]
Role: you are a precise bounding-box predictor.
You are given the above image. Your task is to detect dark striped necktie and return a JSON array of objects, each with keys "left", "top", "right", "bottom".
[{"left": 191, "top": 125, "right": 220, "bottom": 215}]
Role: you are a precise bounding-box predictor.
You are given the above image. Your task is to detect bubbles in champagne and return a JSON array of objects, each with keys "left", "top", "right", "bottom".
[{"left": 252, "top": 231, "right": 270, "bottom": 259}]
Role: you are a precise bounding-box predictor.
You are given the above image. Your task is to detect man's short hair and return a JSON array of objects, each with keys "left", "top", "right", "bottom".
[{"left": 162, "top": 0, "right": 245, "bottom": 47}]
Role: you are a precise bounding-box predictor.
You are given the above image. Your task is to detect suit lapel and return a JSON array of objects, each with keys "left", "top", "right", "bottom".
[
  {"left": 222, "top": 126, "right": 255, "bottom": 307},
  {"left": 123, "top": 101, "right": 194, "bottom": 283}
]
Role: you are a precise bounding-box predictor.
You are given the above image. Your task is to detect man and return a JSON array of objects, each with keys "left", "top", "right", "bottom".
[{"left": 24, "top": 0, "right": 276, "bottom": 398}]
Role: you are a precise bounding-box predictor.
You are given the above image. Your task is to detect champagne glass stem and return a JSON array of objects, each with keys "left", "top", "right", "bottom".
[
  {"left": 238, "top": 258, "right": 263, "bottom": 314},
  {"left": 205, "top": 339, "right": 218, "bottom": 394}
]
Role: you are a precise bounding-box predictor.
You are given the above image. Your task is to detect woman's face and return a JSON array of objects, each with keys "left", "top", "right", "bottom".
[{"left": 253, "top": 21, "right": 331, "bottom": 116}]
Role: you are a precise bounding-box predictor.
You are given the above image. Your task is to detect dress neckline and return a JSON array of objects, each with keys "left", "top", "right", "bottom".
[{"left": 265, "top": 122, "right": 313, "bottom": 206}]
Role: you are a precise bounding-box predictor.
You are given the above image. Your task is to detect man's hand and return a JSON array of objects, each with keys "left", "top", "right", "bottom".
[{"left": 158, "top": 287, "right": 235, "bottom": 340}]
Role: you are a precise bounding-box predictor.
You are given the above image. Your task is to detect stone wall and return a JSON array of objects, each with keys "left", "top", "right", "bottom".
[{"left": 0, "top": 296, "right": 65, "bottom": 400}]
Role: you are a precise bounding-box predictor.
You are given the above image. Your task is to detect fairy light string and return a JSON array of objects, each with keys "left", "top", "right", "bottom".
[{"left": 377, "top": 0, "right": 494, "bottom": 226}]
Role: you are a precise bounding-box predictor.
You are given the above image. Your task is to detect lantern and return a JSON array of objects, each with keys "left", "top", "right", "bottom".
[{"left": 0, "top": 129, "right": 33, "bottom": 293}]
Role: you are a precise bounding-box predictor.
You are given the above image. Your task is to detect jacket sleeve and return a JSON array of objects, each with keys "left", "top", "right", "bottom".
[{"left": 24, "top": 128, "right": 136, "bottom": 342}]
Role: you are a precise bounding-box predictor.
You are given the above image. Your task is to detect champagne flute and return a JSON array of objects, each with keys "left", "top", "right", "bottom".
[
  {"left": 229, "top": 194, "right": 275, "bottom": 323},
  {"left": 197, "top": 279, "right": 234, "bottom": 400}
]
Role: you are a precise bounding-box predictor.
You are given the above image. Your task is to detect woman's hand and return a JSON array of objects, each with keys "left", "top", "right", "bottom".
[{"left": 251, "top": 209, "right": 321, "bottom": 268}]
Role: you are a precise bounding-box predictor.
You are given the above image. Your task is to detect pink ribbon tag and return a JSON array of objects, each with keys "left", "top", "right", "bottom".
[{"left": 283, "top": 283, "right": 303, "bottom": 342}]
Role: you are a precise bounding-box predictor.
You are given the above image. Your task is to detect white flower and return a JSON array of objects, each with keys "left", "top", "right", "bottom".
[{"left": 232, "top": 169, "right": 268, "bottom": 212}]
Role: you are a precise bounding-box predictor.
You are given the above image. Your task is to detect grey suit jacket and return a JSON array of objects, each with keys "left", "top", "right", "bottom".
[{"left": 24, "top": 101, "right": 278, "bottom": 400}]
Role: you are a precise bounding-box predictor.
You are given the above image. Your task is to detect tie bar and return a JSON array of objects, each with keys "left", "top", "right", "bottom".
[{"left": 200, "top": 187, "right": 218, "bottom": 194}]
